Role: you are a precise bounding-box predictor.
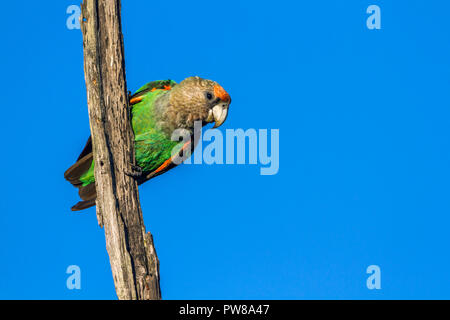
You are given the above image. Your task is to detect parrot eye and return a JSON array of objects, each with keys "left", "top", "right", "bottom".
[{"left": 205, "top": 92, "right": 214, "bottom": 100}]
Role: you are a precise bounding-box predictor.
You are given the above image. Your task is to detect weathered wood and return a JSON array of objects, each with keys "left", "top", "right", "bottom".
[{"left": 80, "top": 0, "right": 161, "bottom": 300}]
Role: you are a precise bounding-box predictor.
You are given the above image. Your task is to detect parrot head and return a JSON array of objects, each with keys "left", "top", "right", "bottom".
[{"left": 169, "top": 76, "right": 231, "bottom": 129}]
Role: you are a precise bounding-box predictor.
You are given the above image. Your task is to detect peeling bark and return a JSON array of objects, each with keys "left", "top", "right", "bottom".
[{"left": 80, "top": 0, "right": 161, "bottom": 300}]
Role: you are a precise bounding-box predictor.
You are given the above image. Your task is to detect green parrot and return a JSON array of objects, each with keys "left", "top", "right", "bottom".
[{"left": 64, "top": 76, "right": 231, "bottom": 211}]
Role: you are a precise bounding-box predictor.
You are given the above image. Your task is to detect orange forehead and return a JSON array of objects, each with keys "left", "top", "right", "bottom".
[{"left": 214, "top": 84, "right": 231, "bottom": 102}]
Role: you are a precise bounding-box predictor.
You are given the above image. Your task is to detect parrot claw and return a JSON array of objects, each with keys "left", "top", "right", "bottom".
[{"left": 125, "top": 163, "right": 143, "bottom": 178}]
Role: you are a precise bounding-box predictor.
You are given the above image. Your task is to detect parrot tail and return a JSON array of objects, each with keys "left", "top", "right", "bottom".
[
  {"left": 64, "top": 137, "right": 97, "bottom": 211},
  {"left": 71, "top": 199, "right": 96, "bottom": 211}
]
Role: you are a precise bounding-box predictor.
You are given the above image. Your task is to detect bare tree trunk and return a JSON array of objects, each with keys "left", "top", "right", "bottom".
[{"left": 80, "top": 0, "right": 161, "bottom": 300}]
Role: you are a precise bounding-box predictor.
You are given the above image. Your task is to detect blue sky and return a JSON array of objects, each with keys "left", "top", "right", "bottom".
[{"left": 0, "top": 0, "right": 450, "bottom": 299}]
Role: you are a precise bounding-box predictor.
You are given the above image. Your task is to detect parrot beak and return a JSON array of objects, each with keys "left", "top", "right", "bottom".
[
  {"left": 212, "top": 103, "right": 229, "bottom": 128},
  {"left": 211, "top": 84, "right": 231, "bottom": 128}
]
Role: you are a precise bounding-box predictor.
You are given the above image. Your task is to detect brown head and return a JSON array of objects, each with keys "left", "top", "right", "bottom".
[{"left": 168, "top": 76, "right": 231, "bottom": 129}]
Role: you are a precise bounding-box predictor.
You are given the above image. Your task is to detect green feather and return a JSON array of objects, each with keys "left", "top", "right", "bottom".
[{"left": 79, "top": 80, "right": 180, "bottom": 186}]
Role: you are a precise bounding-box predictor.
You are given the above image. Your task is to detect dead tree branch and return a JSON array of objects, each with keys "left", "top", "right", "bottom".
[{"left": 80, "top": 0, "right": 161, "bottom": 300}]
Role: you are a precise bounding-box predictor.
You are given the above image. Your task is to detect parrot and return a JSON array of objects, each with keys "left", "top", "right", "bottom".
[{"left": 64, "top": 76, "right": 231, "bottom": 211}]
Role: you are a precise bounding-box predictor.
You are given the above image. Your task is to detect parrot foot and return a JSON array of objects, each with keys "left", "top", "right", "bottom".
[{"left": 125, "top": 163, "right": 143, "bottom": 178}]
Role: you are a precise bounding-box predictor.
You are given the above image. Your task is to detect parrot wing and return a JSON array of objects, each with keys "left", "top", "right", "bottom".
[
  {"left": 65, "top": 80, "right": 182, "bottom": 211},
  {"left": 65, "top": 139, "right": 191, "bottom": 211},
  {"left": 136, "top": 140, "right": 193, "bottom": 185},
  {"left": 129, "top": 79, "right": 177, "bottom": 105}
]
